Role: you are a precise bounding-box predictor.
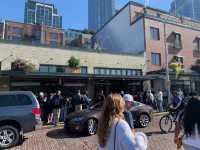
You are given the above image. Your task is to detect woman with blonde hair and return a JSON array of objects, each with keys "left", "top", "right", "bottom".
[{"left": 98, "top": 94, "right": 147, "bottom": 150}]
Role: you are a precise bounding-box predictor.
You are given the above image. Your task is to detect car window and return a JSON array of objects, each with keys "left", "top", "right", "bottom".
[
  {"left": 133, "top": 101, "right": 141, "bottom": 107},
  {"left": 16, "top": 94, "right": 32, "bottom": 105},
  {"left": 0, "top": 94, "right": 32, "bottom": 107},
  {"left": 0, "top": 95, "right": 18, "bottom": 107}
]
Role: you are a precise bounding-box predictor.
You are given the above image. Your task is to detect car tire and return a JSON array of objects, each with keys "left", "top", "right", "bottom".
[
  {"left": 0, "top": 125, "right": 20, "bottom": 149},
  {"left": 86, "top": 119, "right": 97, "bottom": 135},
  {"left": 139, "top": 113, "right": 150, "bottom": 128}
]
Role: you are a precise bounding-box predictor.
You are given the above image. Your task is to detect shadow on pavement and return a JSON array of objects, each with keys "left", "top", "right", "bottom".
[
  {"left": 145, "top": 130, "right": 175, "bottom": 136},
  {"left": 46, "top": 128, "right": 90, "bottom": 139}
]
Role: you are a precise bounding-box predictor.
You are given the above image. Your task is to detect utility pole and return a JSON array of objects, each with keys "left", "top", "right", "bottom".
[{"left": 164, "top": 20, "right": 170, "bottom": 104}]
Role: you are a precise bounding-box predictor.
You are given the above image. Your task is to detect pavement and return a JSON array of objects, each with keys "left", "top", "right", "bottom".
[{"left": 10, "top": 116, "right": 183, "bottom": 150}]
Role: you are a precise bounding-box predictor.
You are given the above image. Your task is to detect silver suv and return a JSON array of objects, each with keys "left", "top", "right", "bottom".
[{"left": 0, "top": 91, "right": 42, "bottom": 149}]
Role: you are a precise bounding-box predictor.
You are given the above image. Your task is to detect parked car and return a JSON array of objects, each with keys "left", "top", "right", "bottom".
[
  {"left": 0, "top": 91, "right": 42, "bottom": 149},
  {"left": 64, "top": 101, "right": 153, "bottom": 135}
]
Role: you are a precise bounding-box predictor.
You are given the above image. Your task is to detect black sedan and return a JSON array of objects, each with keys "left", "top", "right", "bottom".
[{"left": 64, "top": 101, "right": 153, "bottom": 135}]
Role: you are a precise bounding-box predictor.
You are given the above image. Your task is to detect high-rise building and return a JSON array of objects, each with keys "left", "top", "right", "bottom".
[
  {"left": 24, "top": 0, "right": 62, "bottom": 28},
  {"left": 88, "top": 0, "right": 115, "bottom": 31},
  {"left": 170, "top": 0, "right": 200, "bottom": 21}
]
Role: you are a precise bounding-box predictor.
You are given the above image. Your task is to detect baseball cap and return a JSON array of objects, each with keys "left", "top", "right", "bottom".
[{"left": 123, "top": 94, "right": 134, "bottom": 102}]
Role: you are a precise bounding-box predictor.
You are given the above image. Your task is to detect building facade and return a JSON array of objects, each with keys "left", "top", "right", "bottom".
[
  {"left": 88, "top": 0, "right": 115, "bottom": 31},
  {"left": 170, "top": 0, "right": 200, "bottom": 21},
  {"left": 93, "top": 2, "right": 200, "bottom": 93},
  {"left": 0, "top": 41, "right": 145, "bottom": 97},
  {"left": 0, "top": 20, "right": 64, "bottom": 47},
  {"left": 24, "top": 0, "right": 62, "bottom": 28}
]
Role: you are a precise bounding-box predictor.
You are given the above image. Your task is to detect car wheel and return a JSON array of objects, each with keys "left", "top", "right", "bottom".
[
  {"left": 139, "top": 113, "right": 150, "bottom": 128},
  {"left": 86, "top": 119, "right": 97, "bottom": 135},
  {"left": 0, "top": 125, "right": 20, "bottom": 149}
]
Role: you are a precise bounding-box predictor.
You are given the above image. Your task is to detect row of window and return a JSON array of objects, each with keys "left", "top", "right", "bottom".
[
  {"left": 149, "top": 27, "right": 198, "bottom": 50},
  {"left": 39, "top": 65, "right": 143, "bottom": 77},
  {"left": 94, "top": 68, "right": 142, "bottom": 76},
  {"left": 39, "top": 65, "right": 88, "bottom": 74}
]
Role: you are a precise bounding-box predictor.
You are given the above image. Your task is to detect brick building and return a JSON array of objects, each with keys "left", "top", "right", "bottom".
[
  {"left": 0, "top": 20, "right": 64, "bottom": 46},
  {"left": 93, "top": 1, "right": 200, "bottom": 93}
]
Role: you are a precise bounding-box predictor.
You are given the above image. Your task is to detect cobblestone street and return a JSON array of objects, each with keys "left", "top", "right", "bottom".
[{"left": 10, "top": 116, "right": 182, "bottom": 150}]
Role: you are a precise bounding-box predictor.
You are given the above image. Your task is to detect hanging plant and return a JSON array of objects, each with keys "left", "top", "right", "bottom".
[
  {"left": 68, "top": 56, "right": 80, "bottom": 68},
  {"left": 169, "top": 62, "right": 181, "bottom": 78},
  {"left": 11, "top": 59, "right": 36, "bottom": 73}
]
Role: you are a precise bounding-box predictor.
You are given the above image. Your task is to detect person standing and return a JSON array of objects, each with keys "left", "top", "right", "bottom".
[
  {"left": 71, "top": 90, "right": 83, "bottom": 112},
  {"left": 97, "top": 94, "right": 148, "bottom": 150},
  {"left": 123, "top": 94, "right": 135, "bottom": 133},
  {"left": 38, "top": 92, "right": 47, "bottom": 124},
  {"left": 156, "top": 89, "right": 164, "bottom": 112},
  {"left": 82, "top": 91, "right": 90, "bottom": 109},
  {"left": 96, "top": 90, "right": 105, "bottom": 104},
  {"left": 51, "top": 90, "right": 62, "bottom": 126}
]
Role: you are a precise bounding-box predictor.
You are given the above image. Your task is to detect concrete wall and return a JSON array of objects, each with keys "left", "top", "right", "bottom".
[
  {"left": 0, "top": 42, "right": 145, "bottom": 74},
  {"left": 93, "top": 5, "right": 145, "bottom": 54}
]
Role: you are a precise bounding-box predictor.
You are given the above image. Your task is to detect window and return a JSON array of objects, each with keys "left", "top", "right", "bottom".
[
  {"left": 39, "top": 65, "right": 48, "bottom": 72},
  {"left": 151, "top": 53, "right": 161, "bottom": 65},
  {"left": 173, "top": 33, "right": 182, "bottom": 49},
  {"left": 197, "top": 38, "right": 200, "bottom": 52},
  {"left": 56, "top": 66, "right": 65, "bottom": 73},
  {"left": 49, "top": 66, "right": 56, "bottom": 73},
  {"left": 50, "top": 32, "right": 58, "bottom": 40},
  {"left": 122, "top": 70, "right": 126, "bottom": 76},
  {"left": 0, "top": 95, "right": 17, "bottom": 107},
  {"left": 16, "top": 94, "right": 32, "bottom": 105},
  {"left": 150, "top": 27, "right": 160, "bottom": 40},
  {"left": 50, "top": 41, "right": 58, "bottom": 47},
  {"left": 81, "top": 67, "right": 88, "bottom": 74}
]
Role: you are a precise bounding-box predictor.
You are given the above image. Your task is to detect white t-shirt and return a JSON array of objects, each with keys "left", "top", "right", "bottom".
[{"left": 98, "top": 119, "right": 147, "bottom": 150}]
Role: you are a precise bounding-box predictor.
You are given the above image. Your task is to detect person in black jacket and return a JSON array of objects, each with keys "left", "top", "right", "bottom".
[
  {"left": 71, "top": 90, "right": 83, "bottom": 112},
  {"left": 51, "top": 90, "right": 63, "bottom": 126}
]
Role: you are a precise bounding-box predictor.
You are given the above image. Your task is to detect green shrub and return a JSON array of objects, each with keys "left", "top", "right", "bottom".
[{"left": 68, "top": 56, "right": 80, "bottom": 68}]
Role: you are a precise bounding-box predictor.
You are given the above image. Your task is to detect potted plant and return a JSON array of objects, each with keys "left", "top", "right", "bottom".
[
  {"left": 11, "top": 59, "right": 36, "bottom": 73},
  {"left": 66, "top": 56, "right": 81, "bottom": 73}
]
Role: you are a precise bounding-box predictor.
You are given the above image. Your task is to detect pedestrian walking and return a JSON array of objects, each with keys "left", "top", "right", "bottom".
[
  {"left": 98, "top": 94, "right": 148, "bottom": 150},
  {"left": 51, "top": 90, "right": 62, "bottom": 126},
  {"left": 82, "top": 90, "right": 90, "bottom": 109}
]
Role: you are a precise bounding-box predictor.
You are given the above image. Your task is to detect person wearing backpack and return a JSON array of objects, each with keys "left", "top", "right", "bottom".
[{"left": 51, "top": 90, "right": 63, "bottom": 126}]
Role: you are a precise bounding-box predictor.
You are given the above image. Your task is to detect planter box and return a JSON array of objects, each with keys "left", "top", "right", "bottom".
[{"left": 65, "top": 67, "right": 81, "bottom": 74}]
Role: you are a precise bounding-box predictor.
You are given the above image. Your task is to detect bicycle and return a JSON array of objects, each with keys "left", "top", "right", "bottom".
[{"left": 159, "top": 108, "right": 178, "bottom": 133}]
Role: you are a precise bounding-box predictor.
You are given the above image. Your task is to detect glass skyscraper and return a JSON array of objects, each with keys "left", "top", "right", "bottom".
[
  {"left": 88, "top": 0, "right": 115, "bottom": 31},
  {"left": 24, "top": 0, "right": 62, "bottom": 28},
  {"left": 170, "top": 0, "right": 200, "bottom": 21}
]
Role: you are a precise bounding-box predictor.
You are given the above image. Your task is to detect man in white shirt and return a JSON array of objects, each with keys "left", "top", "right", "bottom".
[{"left": 156, "top": 89, "right": 163, "bottom": 112}]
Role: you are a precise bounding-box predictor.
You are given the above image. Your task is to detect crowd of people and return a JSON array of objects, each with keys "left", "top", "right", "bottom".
[
  {"left": 37, "top": 90, "right": 92, "bottom": 126},
  {"left": 37, "top": 88, "right": 189, "bottom": 126}
]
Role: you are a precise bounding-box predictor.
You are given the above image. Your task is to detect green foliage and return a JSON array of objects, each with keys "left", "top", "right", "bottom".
[
  {"left": 68, "top": 56, "right": 80, "bottom": 68},
  {"left": 12, "top": 59, "right": 36, "bottom": 72}
]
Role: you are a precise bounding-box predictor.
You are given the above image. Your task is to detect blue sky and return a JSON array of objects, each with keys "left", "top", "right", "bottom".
[{"left": 0, "top": 0, "right": 172, "bottom": 30}]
